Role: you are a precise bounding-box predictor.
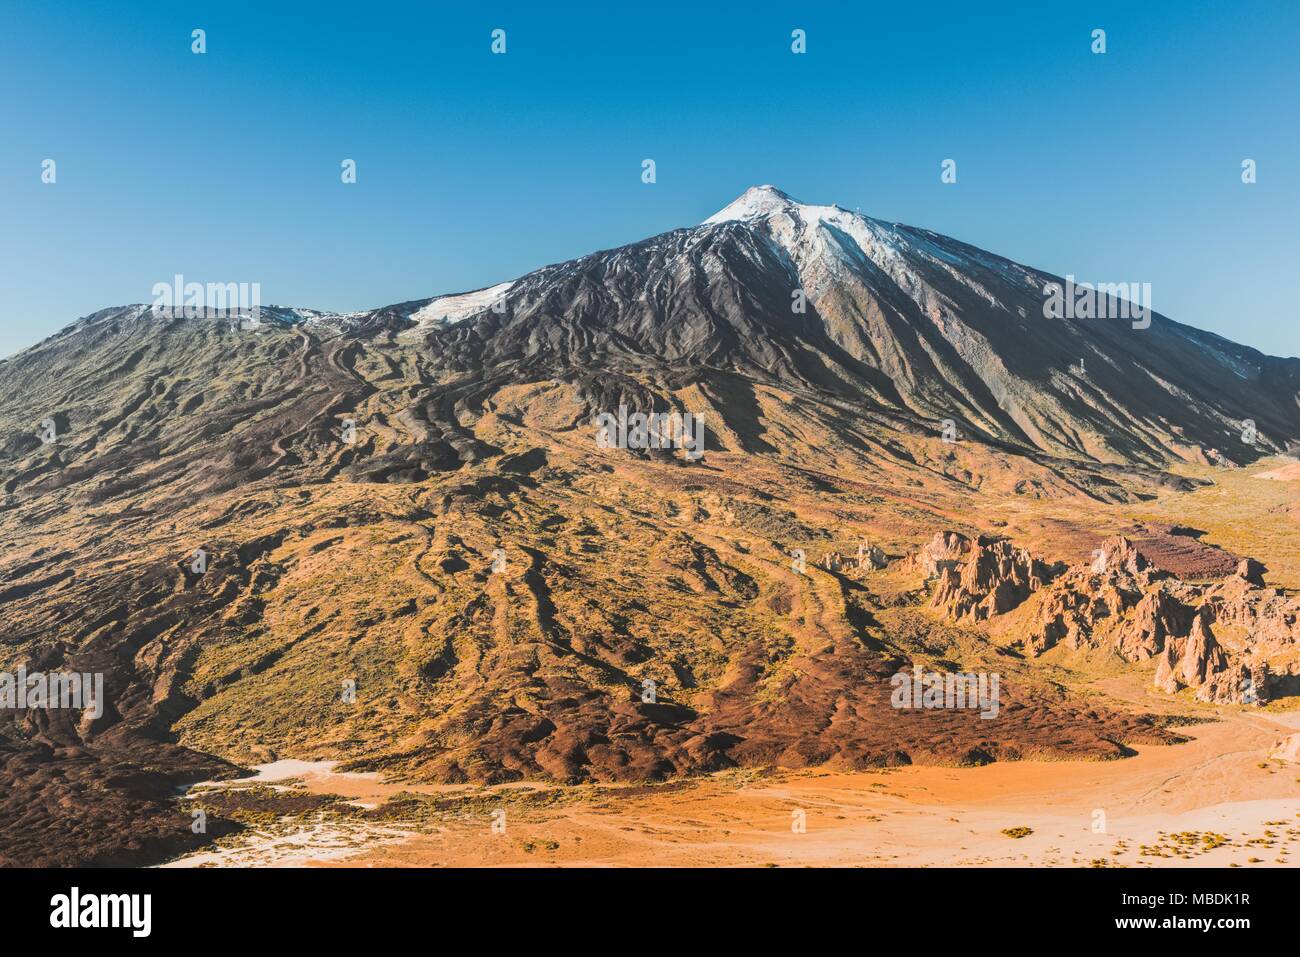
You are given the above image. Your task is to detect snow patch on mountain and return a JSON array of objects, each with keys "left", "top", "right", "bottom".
[
  {"left": 409, "top": 281, "right": 515, "bottom": 327},
  {"left": 260, "top": 306, "right": 371, "bottom": 328}
]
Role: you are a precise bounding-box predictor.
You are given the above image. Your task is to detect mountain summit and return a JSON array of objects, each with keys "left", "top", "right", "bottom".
[{"left": 702, "top": 184, "right": 803, "bottom": 223}]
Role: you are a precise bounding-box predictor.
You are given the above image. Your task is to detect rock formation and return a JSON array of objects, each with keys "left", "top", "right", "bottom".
[
  {"left": 930, "top": 535, "right": 1060, "bottom": 622},
  {"left": 917, "top": 532, "right": 1299, "bottom": 704}
]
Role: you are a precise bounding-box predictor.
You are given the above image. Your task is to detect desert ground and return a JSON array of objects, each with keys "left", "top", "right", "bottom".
[{"left": 165, "top": 670, "right": 1299, "bottom": 868}]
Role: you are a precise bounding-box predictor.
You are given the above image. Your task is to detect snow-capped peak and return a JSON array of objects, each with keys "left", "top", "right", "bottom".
[
  {"left": 699, "top": 186, "right": 1034, "bottom": 317},
  {"left": 703, "top": 185, "right": 887, "bottom": 274},
  {"left": 702, "top": 185, "right": 866, "bottom": 239},
  {"left": 703, "top": 185, "right": 801, "bottom": 225}
]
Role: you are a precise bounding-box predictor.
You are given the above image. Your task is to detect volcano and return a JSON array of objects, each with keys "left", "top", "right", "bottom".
[{"left": 1, "top": 186, "right": 1297, "bottom": 866}]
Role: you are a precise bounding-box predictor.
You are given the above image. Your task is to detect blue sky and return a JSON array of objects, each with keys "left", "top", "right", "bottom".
[{"left": 3, "top": 0, "right": 1297, "bottom": 359}]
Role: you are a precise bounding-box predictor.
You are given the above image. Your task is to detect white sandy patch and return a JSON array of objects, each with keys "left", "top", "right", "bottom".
[
  {"left": 169, "top": 760, "right": 415, "bottom": 868},
  {"left": 194, "top": 759, "right": 376, "bottom": 786},
  {"left": 161, "top": 816, "right": 416, "bottom": 868},
  {"left": 181, "top": 759, "right": 381, "bottom": 797}
]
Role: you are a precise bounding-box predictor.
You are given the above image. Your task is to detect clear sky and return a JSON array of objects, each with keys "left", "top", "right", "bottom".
[{"left": 3, "top": 0, "right": 1298, "bottom": 359}]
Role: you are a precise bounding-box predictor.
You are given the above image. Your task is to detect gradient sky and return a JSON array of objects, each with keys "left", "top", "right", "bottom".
[{"left": 3, "top": 0, "right": 1298, "bottom": 359}]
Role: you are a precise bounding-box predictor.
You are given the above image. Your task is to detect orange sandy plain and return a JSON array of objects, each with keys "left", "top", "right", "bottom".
[{"left": 167, "top": 673, "right": 1299, "bottom": 869}]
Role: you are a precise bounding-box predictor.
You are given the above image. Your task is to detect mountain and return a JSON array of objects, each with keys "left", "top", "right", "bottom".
[
  {"left": 393, "top": 183, "right": 1298, "bottom": 468},
  {"left": 1, "top": 187, "right": 1297, "bottom": 865}
]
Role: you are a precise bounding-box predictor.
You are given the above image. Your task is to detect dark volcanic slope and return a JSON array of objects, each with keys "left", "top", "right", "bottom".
[
  {"left": 406, "top": 185, "right": 1300, "bottom": 467},
  {"left": 0, "top": 186, "right": 1296, "bottom": 866}
]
